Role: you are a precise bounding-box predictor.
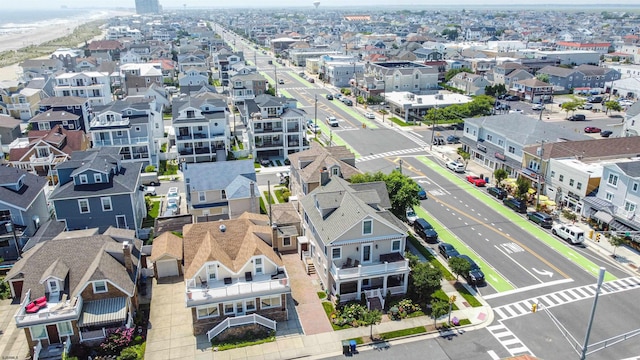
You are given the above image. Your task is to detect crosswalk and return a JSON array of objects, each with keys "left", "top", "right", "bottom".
[
  {"left": 355, "top": 147, "right": 425, "bottom": 163},
  {"left": 487, "top": 277, "right": 640, "bottom": 357},
  {"left": 493, "top": 276, "right": 640, "bottom": 321}
]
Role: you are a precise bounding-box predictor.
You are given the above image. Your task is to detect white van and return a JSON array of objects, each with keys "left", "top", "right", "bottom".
[{"left": 552, "top": 223, "right": 585, "bottom": 244}]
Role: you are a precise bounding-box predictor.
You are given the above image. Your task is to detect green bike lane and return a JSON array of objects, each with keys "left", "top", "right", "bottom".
[{"left": 414, "top": 155, "right": 617, "bottom": 285}]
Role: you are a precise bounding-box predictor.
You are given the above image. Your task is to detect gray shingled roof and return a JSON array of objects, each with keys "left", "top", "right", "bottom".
[
  {"left": 6, "top": 233, "right": 142, "bottom": 301},
  {"left": 615, "top": 161, "right": 640, "bottom": 178},
  {"left": 0, "top": 166, "right": 47, "bottom": 211},
  {"left": 183, "top": 160, "right": 256, "bottom": 196},
  {"left": 300, "top": 177, "right": 404, "bottom": 246}
]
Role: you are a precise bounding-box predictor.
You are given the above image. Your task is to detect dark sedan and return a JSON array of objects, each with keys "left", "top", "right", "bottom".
[
  {"left": 600, "top": 130, "right": 613, "bottom": 137},
  {"left": 438, "top": 243, "right": 460, "bottom": 259}
]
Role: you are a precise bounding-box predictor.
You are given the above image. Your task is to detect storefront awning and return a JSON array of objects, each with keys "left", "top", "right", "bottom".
[
  {"left": 79, "top": 297, "right": 127, "bottom": 327},
  {"left": 593, "top": 211, "right": 614, "bottom": 224}
]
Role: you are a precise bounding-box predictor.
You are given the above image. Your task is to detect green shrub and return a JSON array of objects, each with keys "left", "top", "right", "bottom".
[{"left": 144, "top": 165, "right": 156, "bottom": 173}]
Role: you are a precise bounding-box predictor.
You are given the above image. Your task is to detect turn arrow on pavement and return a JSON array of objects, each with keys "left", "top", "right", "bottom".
[{"left": 532, "top": 268, "right": 554, "bottom": 277}]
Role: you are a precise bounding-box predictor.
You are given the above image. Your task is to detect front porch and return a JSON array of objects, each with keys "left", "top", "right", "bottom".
[{"left": 333, "top": 273, "right": 408, "bottom": 304}]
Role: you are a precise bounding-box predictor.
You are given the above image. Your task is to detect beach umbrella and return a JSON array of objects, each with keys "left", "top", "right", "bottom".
[
  {"left": 528, "top": 188, "right": 536, "bottom": 194},
  {"left": 538, "top": 195, "right": 549, "bottom": 201},
  {"left": 545, "top": 200, "right": 557, "bottom": 206}
]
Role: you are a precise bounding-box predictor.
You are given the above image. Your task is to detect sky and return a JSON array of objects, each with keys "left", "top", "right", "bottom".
[{"left": 5, "top": 0, "right": 640, "bottom": 9}]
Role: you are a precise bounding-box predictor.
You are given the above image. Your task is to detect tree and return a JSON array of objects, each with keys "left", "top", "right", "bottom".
[
  {"left": 494, "top": 169, "right": 508, "bottom": 187},
  {"left": 350, "top": 171, "right": 419, "bottom": 219},
  {"left": 608, "top": 235, "right": 625, "bottom": 257},
  {"left": 560, "top": 100, "right": 580, "bottom": 118},
  {"left": 515, "top": 177, "right": 531, "bottom": 201},
  {"left": 411, "top": 263, "right": 443, "bottom": 302},
  {"left": 144, "top": 165, "right": 156, "bottom": 173},
  {"left": 444, "top": 68, "right": 472, "bottom": 82},
  {"left": 362, "top": 309, "right": 382, "bottom": 340},
  {"left": 604, "top": 100, "right": 622, "bottom": 115},
  {"left": 430, "top": 299, "right": 449, "bottom": 328},
  {"left": 536, "top": 74, "right": 550, "bottom": 83},
  {"left": 448, "top": 256, "right": 471, "bottom": 281}
]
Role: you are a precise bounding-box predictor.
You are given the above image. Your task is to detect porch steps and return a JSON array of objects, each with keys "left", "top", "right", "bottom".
[
  {"left": 306, "top": 261, "right": 316, "bottom": 275},
  {"left": 368, "top": 297, "right": 383, "bottom": 312}
]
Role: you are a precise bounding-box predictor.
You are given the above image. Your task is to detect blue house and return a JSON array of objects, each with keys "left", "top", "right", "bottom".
[
  {"left": 34, "top": 96, "right": 91, "bottom": 133},
  {"left": 49, "top": 148, "right": 146, "bottom": 233}
]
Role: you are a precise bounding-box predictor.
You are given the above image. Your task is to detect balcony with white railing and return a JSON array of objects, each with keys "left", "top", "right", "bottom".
[
  {"left": 90, "top": 118, "right": 130, "bottom": 128},
  {"left": 93, "top": 137, "right": 149, "bottom": 147},
  {"left": 7, "top": 102, "right": 32, "bottom": 110},
  {"left": 15, "top": 291, "right": 83, "bottom": 328},
  {"left": 185, "top": 273, "right": 290, "bottom": 307},
  {"left": 330, "top": 255, "right": 410, "bottom": 281}
]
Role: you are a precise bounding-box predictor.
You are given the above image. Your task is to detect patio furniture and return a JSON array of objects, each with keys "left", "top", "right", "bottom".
[
  {"left": 343, "top": 257, "right": 352, "bottom": 268},
  {"left": 354, "top": 260, "right": 360, "bottom": 267}
]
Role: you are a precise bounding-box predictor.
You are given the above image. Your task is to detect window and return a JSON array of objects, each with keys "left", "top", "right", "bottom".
[
  {"left": 577, "top": 182, "right": 582, "bottom": 190},
  {"left": 221, "top": 190, "right": 226, "bottom": 199},
  {"left": 608, "top": 173, "right": 619, "bottom": 186},
  {"left": 551, "top": 171, "right": 555, "bottom": 178},
  {"left": 198, "top": 192, "right": 206, "bottom": 202},
  {"left": 606, "top": 192, "right": 614, "bottom": 201},
  {"left": 283, "top": 237, "right": 291, "bottom": 246},
  {"left": 260, "top": 296, "right": 281, "bottom": 309},
  {"left": 78, "top": 199, "right": 90, "bottom": 213},
  {"left": 633, "top": 182, "right": 639, "bottom": 192},
  {"left": 207, "top": 264, "right": 216, "bottom": 280},
  {"left": 197, "top": 305, "right": 219, "bottom": 319},
  {"left": 508, "top": 146, "right": 515, "bottom": 154},
  {"left": 94, "top": 173, "right": 102, "bottom": 183},
  {"left": 79, "top": 174, "right": 88, "bottom": 184},
  {"left": 255, "top": 258, "right": 263, "bottom": 274},
  {"left": 224, "top": 303, "right": 234, "bottom": 315},
  {"left": 363, "top": 220, "right": 373, "bottom": 235},
  {"left": 101, "top": 197, "right": 112, "bottom": 211},
  {"left": 392, "top": 240, "right": 401, "bottom": 252},
  {"left": 58, "top": 321, "right": 74, "bottom": 336},
  {"left": 245, "top": 299, "right": 256, "bottom": 312},
  {"left": 116, "top": 131, "right": 123, "bottom": 137},
  {"left": 486, "top": 134, "right": 493, "bottom": 141},
  {"left": 559, "top": 175, "right": 564, "bottom": 182},
  {"left": 624, "top": 202, "right": 636, "bottom": 212},
  {"left": 332, "top": 247, "right": 341, "bottom": 260},
  {"left": 135, "top": 126, "right": 141, "bottom": 132},
  {"left": 498, "top": 139, "right": 504, "bottom": 146},
  {"left": 332, "top": 167, "right": 339, "bottom": 176},
  {"left": 30, "top": 325, "right": 47, "bottom": 340},
  {"left": 569, "top": 179, "right": 574, "bottom": 186},
  {"left": 93, "top": 281, "right": 107, "bottom": 293}
]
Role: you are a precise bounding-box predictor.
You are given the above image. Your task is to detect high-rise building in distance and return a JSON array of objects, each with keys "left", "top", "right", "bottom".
[{"left": 135, "top": 0, "right": 161, "bottom": 14}]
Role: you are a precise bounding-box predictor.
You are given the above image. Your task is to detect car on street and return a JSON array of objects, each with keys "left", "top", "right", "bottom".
[
  {"left": 600, "top": 130, "right": 613, "bottom": 137},
  {"left": 406, "top": 208, "right": 418, "bottom": 225},
  {"left": 414, "top": 218, "right": 438, "bottom": 242},
  {"left": 509, "top": 109, "right": 523, "bottom": 114},
  {"left": 335, "top": 93, "right": 342, "bottom": 99},
  {"left": 455, "top": 254, "right": 485, "bottom": 285},
  {"left": 438, "top": 243, "right": 460, "bottom": 259},
  {"left": 503, "top": 197, "right": 527, "bottom": 213},
  {"left": 325, "top": 94, "right": 333, "bottom": 100},
  {"left": 619, "top": 99, "right": 634, "bottom": 107},
  {"left": 306, "top": 119, "right": 315, "bottom": 128},
  {"left": 446, "top": 161, "right": 465, "bottom": 173},
  {"left": 584, "top": 126, "right": 602, "bottom": 133},
  {"left": 579, "top": 103, "right": 593, "bottom": 110},
  {"left": 167, "top": 187, "right": 180, "bottom": 205},
  {"left": 532, "top": 103, "right": 544, "bottom": 111},
  {"left": 552, "top": 223, "right": 585, "bottom": 244},
  {"left": 308, "top": 78, "right": 315, "bottom": 83},
  {"left": 341, "top": 98, "right": 353, "bottom": 106},
  {"left": 446, "top": 135, "right": 460, "bottom": 143},
  {"left": 568, "top": 114, "right": 586, "bottom": 121},
  {"left": 417, "top": 184, "right": 427, "bottom": 200},
  {"left": 505, "top": 95, "right": 520, "bottom": 101},
  {"left": 527, "top": 211, "right": 553, "bottom": 228},
  {"left": 326, "top": 116, "right": 339, "bottom": 127},
  {"left": 278, "top": 79, "right": 284, "bottom": 84},
  {"left": 487, "top": 187, "right": 508, "bottom": 200},
  {"left": 364, "top": 112, "right": 375, "bottom": 119},
  {"left": 309, "top": 124, "right": 321, "bottom": 133},
  {"left": 466, "top": 175, "right": 486, "bottom": 187},
  {"left": 587, "top": 96, "right": 603, "bottom": 103}
]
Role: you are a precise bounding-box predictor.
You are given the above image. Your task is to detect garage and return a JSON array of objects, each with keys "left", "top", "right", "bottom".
[{"left": 149, "top": 232, "right": 183, "bottom": 279}]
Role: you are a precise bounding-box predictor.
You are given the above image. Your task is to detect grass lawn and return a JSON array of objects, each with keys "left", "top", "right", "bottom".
[
  {"left": 259, "top": 197, "right": 267, "bottom": 214},
  {"left": 321, "top": 302, "right": 351, "bottom": 330},
  {"left": 454, "top": 283, "right": 482, "bottom": 307},
  {"left": 274, "top": 188, "right": 287, "bottom": 203},
  {"left": 142, "top": 200, "right": 160, "bottom": 228},
  {"left": 263, "top": 191, "right": 275, "bottom": 204},
  {"left": 389, "top": 117, "right": 412, "bottom": 127},
  {"left": 407, "top": 234, "right": 455, "bottom": 281},
  {"left": 211, "top": 330, "right": 275, "bottom": 351},
  {"left": 378, "top": 326, "right": 426, "bottom": 340}
]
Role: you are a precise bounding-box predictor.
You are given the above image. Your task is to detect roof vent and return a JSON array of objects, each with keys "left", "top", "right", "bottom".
[{"left": 219, "top": 224, "right": 226, "bottom": 232}]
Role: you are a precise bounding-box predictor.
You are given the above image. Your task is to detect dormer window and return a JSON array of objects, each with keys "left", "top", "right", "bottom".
[
  {"left": 363, "top": 220, "right": 373, "bottom": 235},
  {"left": 94, "top": 173, "right": 102, "bottom": 183},
  {"left": 92, "top": 281, "right": 107, "bottom": 294},
  {"left": 79, "top": 174, "right": 88, "bottom": 184}
]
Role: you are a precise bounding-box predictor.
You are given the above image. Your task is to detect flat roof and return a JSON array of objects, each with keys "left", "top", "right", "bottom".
[
  {"left": 375, "top": 62, "right": 428, "bottom": 69},
  {"left": 385, "top": 91, "right": 472, "bottom": 108}
]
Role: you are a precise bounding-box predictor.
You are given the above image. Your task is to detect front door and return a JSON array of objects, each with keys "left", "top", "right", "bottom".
[
  {"left": 116, "top": 215, "right": 127, "bottom": 229},
  {"left": 46, "top": 324, "right": 60, "bottom": 344},
  {"left": 362, "top": 244, "right": 372, "bottom": 263}
]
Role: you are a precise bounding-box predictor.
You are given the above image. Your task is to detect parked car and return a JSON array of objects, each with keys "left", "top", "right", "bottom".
[
  {"left": 335, "top": 93, "right": 342, "bottom": 99},
  {"left": 487, "top": 187, "right": 508, "bottom": 200},
  {"left": 325, "top": 94, "right": 333, "bottom": 100},
  {"left": 143, "top": 186, "right": 156, "bottom": 196},
  {"left": 417, "top": 184, "right": 427, "bottom": 200},
  {"left": 406, "top": 208, "right": 418, "bottom": 225},
  {"left": 326, "top": 116, "right": 339, "bottom": 127},
  {"left": 456, "top": 254, "right": 485, "bottom": 285},
  {"left": 568, "top": 114, "right": 586, "bottom": 121},
  {"left": 509, "top": 109, "right": 523, "bottom": 114},
  {"left": 532, "top": 103, "right": 544, "bottom": 111},
  {"left": 466, "top": 175, "right": 486, "bottom": 187},
  {"left": 503, "top": 197, "right": 527, "bottom": 213},
  {"left": 527, "top": 212, "right": 553, "bottom": 228},
  {"left": 306, "top": 119, "right": 315, "bottom": 129},
  {"left": 167, "top": 187, "right": 181, "bottom": 205},
  {"left": 587, "top": 96, "right": 603, "bottom": 103},
  {"left": 364, "top": 112, "right": 376, "bottom": 119},
  {"left": 166, "top": 198, "right": 180, "bottom": 215},
  {"left": 341, "top": 98, "right": 353, "bottom": 106},
  {"left": 552, "top": 223, "right": 585, "bottom": 244},
  {"left": 141, "top": 172, "right": 159, "bottom": 186},
  {"left": 584, "top": 126, "right": 602, "bottom": 133},
  {"left": 600, "top": 130, "right": 613, "bottom": 137},
  {"left": 308, "top": 78, "right": 315, "bottom": 83},
  {"left": 505, "top": 95, "right": 520, "bottom": 101},
  {"left": 579, "top": 103, "right": 593, "bottom": 110},
  {"left": 309, "top": 124, "right": 321, "bottom": 133},
  {"left": 278, "top": 79, "right": 284, "bottom": 84},
  {"left": 414, "top": 218, "right": 438, "bottom": 243},
  {"left": 446, "top": 161, "right": 465, "bottom": 173},
  {"left": 446, "top": 135, "right": 460, "bottom": 144},
  {"left": 438, "top": 243, "right": 459, "bottom": 259}
]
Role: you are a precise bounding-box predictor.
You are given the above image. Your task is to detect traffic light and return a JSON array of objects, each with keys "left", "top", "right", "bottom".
[
  {"left": 596, "top": 233, "right": 601, "bottom": 242},
  {"left": 531, "top": 303, "right": 537, "bottom": 313},
  {"left": 588, "top": 230, "right": 594, "bottom": 239}
]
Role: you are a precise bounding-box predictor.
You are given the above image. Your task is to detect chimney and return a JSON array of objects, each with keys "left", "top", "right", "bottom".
[
  {"left": 320, "top": 167, "right": 329, "bottom": 186},
  {"left": 122, "top": 241, "right": 133, "bottom": 274}
]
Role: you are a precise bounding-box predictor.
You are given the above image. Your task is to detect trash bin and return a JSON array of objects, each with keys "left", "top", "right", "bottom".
[
  {"left": 349, "top": 340, "right": 357, "bottom": 353},
  {"left": 342, "top": 340, "right": 350, "bottom": 355},
  {"left": 485, "top": 177, "right": 489, "bottom": 184}
]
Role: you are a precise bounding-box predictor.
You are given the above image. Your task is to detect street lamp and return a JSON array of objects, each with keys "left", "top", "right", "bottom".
[
  {"left": 274, "top": 64, "right": 278, "bottom": 96},
  {"left": 314, "top": 94, "right": 318, "bottom": 139},
  {"left": 535, "top": 140, "right": 546, "bottom": 209},
  {"left": 381, "top": 79, "right": 386, "bottom": 123},
  {"left": 580, "top": 267, "right": 606, "bottom": 360}
]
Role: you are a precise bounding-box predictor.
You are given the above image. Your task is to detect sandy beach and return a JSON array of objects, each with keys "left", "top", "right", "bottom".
[{"left": 0, "top": 10, "right": 131, "bottom": 81}]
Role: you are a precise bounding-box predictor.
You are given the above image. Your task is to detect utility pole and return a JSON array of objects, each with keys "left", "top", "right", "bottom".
[
  {"left": 314, "top": 94, "right": 318, "bottom": 139},
  {"left": 429, "top": 102, "right": 438, "bottom": 151},
  {"left": 382, "top": 80, "right": 386, "bottom": 124},
  {"left": 398, "top": 159, "right": 403, "bottom": 175},
  {"left": 580, "top": 268, "right": 606, "bottom": 360},
  {"left": 274, "top": 64, "right": 278, "bottom": 96},
  {"left": 536, "top": 139, "right": 545, "bottom": 209}
]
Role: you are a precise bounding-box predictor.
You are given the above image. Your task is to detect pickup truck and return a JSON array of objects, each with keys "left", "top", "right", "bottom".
[{"left": 326, "top": 116, "right": 339, "bottom": 127}]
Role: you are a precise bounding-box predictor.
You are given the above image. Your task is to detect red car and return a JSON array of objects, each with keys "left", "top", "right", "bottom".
[
  {"left": 584, "top": 126, "right": 602, "bottom": 133},
  {"left": 466, "top": 175, "right": 486, "bottom": 187}
]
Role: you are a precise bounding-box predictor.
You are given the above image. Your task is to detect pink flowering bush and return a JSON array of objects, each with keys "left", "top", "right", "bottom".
[{"left": 99, "top": 327, "right": 135, "bottom": 354}]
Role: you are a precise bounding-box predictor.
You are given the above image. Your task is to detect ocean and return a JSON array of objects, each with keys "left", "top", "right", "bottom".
[{"left": 0, "top": 8, "right": 97, "bottom": 35}]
